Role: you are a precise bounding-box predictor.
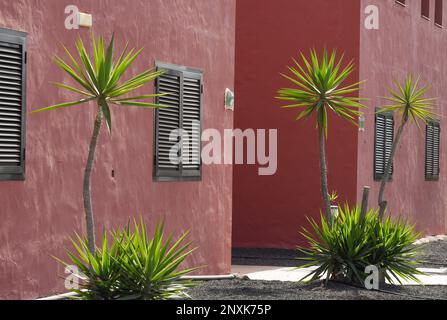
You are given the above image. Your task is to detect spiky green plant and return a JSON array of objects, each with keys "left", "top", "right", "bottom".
[
  {"left": 377, "top": 75, "right": 436, "bottom": 218},
  {"left": 276, "top": 49, "right": 366, "bottom": 222},
  {"left": 329, "top": 190, "right": 339, "bottom": 203},
  {"left": 56, "top": 219, "right": 199, "bottom": 300},
  {"left": 32, "top": 34, "right": 166, "bottom": 253},
  {"left": 298, "top": 204, "right": 423, "bottom": 285},
  {"left": 368, "top": 215, "right": 423, "bottom": 284}
]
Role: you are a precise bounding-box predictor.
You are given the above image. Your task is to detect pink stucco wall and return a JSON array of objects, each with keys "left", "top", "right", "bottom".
[
  {"left": 357, "top": 0, "right": 447, "bottom": 235},
  {"left": 0, "top": 0, "right": 235, "bottom": 299},
  {"left": 233, "top": 0, "right": 361, "bottom": 249}
]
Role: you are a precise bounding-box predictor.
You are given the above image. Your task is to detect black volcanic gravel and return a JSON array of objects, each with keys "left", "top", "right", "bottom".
[{"left": 188, "top": 240, "right": 447, "bottom": 300}]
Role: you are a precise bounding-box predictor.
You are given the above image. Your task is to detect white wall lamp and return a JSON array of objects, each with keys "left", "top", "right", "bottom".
[{"left": 78, "top": 12, "right": 93, "bottom": 28}]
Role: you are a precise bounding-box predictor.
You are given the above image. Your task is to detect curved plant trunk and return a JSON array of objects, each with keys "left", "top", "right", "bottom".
[
  {"left": 83, "top": 107, "right": 103, "bottom": 254},
  {"left": 318, "top": 126, "right": 332, "bottom": 224},
  {"left": 378, "top": 119, "right": 406, "bottom": 219}
]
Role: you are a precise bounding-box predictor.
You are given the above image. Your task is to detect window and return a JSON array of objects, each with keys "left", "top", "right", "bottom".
[
  {"left": 153, "top": 62, "right": 203, "bottom": 181},
  {"left": 435, "top": 0, "right": 443, "bottom": 26},
  {"left": 422, "top": 0, "right": 430, "bottom": 19},
  {"left": 374, "top": 110, "right": 394, "bottom": 181},
  {"left": 0, "top": 28, "right": 26, "bottom": 181},
  {"left": 425, "top": 121, "right": 440, "bottom": 181}
]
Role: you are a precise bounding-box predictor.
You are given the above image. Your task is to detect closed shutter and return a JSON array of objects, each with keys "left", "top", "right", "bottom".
[
  {"left": 154, "top": 63, "right": 202, "bottom": 181},
  {"left": 156, "top": 72, "right": 181, "bottom": 174},
  {"left": 426, "top": 121, "right": 440, "bottom": 180},
  {"left": 0, "top": 29, "right": 26, "bottom": 181},
  {"left": 374, "top": 111, "right": 394, "bottom": 180},
  {"left": 181, "top": 75, "right": 201, "bottom": 174},
  {"left": 385, "top": 115, "right": 394, "bottom": 176},
  {"left": 433, "top": 124, "right": 440, "bottom": 177}
]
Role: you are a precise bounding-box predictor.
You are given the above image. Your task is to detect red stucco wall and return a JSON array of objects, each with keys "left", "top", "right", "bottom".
[
  {"left": 357, "top": 0, "right": 447, "bottom": 235},
  {"left": 233, "top": 0, "right": 361, "bottom": 248},
  {"left": 0, "top": 0, "right": 235, "bottom": 299}
]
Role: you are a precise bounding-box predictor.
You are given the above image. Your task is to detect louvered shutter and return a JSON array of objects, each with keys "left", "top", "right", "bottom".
[
  {"left": 385, "top": 115, "right": 394, "bottom": 176},
  {"left": 433, "top": 124, "right": 440, "bottom": 178},
  {"left": 426, "top": 124, "right": 434, "bottom": 178},
  {"left": 154, "top": 63, "right": 202, "bottom": 181},
  {"left": 426, "top": 121, "right": 440, "bottom": 180},
  {"left": 181, "top": 73, "right": 201, "bottom": 176},
  {"left": 0, "top": 29, "right": 26, "bottom": 181},
  {"left": 374, "top": 112, "right": 394, "bottom": 180},
  {"left": 374, "top": 114, "right": 385, "bottom": 178}
]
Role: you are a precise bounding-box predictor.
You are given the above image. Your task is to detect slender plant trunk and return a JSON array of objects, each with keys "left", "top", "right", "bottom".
[
  {"left": 83, "top": 107, "right": 103, "bottom": 254},
  {"left": 378, "top": 119, "right": 406, "bottom": 219},
  {"left": 318, "top": 126, "right": 332, "bottom": 224},
  {"left": 360, "top": 186, "right": 370, "bottom": 223}
]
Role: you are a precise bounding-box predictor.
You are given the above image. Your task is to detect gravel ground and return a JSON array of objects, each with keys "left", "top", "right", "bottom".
[
  {"left": 232, "top": 240, "right": 447, "bottom": 268},
  {"left": 418, "top": 240, "right": 447, "bottom": 267},
  {"left": 232, "top": 248, "right": 299, "bottom": 267},
  {"left": 188, "top": 279, "right": 447, "bottom": 300},
  {"left": 188, "top": 240, "right": 447, "bottom": 300}
]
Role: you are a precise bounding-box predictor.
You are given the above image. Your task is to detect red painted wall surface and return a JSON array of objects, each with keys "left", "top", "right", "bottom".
[
  {"left": 357, "top": 0, "right": 447, "bottom": 235},
  {"left": 233, "top": 0, "right": 361, "bottom": 248},
  {"left": 0, "top": 0, "right": 235, "bottom": 299}
]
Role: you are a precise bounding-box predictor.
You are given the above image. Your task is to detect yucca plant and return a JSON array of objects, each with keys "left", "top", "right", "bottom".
[
  {"left": 276, "top": 49, "right": 366, "bottom": 222},
  {"left": 33, "top": 34, "right": 166, "bottom": 253},
  {"left": 298, "top": 205, "right": 377, "bottom": 284},
  {"left": 368, "top": 215, "right": 423, "bottom": 284},
  {"left": 56, "top": 219, "right": 199, "bottom": 300},
  {"left": 377, "top": 74, "right": 436, "bottom": 218},
  {"left": 298, "top": 204, "right": 423, "bottom": 285}
]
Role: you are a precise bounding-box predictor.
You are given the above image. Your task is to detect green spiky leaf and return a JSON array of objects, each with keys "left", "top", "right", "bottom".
[
  {"left": 276, "top": 49, "right": 367, "bottom": 138},
  {"left": 33, "top": 33, "right": 165, "bottom": 130}
]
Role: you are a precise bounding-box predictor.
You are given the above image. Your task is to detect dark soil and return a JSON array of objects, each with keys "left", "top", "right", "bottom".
[
  {"left": 232, "top": 248, "right": 300, "bottom": 267},
  {"left": 232, "top": 239, "right": 447, "bottom": 268},
  {"left": 417, "top": 240, "right": 447, "bottom": 267},
  {"left": 188, "top": 279, "right": 447, "bottom": 300},
  {"left": 188, "top": 240, "right": 447, "bottom": 300}
]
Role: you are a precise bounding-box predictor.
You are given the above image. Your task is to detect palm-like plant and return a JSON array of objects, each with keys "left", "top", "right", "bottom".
[
  {"left": 298, "top": 204, "right": 423, "bottom": 285},
  {"left": 56, "top": 219, "right": 199, "bottom": 300},
  {"left": 33, "top": 34, "right": 165, "bottom": 254},
  {"left": 377, "top": 75, "right": 436, "bottom": 218},
  {"left": 276, "top": 49, "right": 366, "bottom": 222}
]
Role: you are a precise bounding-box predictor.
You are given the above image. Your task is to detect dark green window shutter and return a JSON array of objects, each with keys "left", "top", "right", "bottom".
[
  {"left": 153, "top": 63, "right": 202, "bottom": 181},
  {"left": 426, "top": 121, "right": 440, "bottom": 181},
  {"left": 155, "top": 71, "right": 182, "bottom": 175},
  {"left": 0, "top": 28, "right": 26, "bottom": 181},
  {"left": 181, "top": 74, "right": 201, "bottom": 175},
  {"left": 374, "top": 111, "right": 394, "bottom": 181}
]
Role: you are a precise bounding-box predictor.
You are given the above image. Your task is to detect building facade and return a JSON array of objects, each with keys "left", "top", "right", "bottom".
[
  {"left": 233, "top": 0, "right": 361, "bottom": 248},
  {"left": 0, "top": 0, "right": 235, "bottom": 299},
  {"left": 2, "top": 0, "right": 447, "bottom": 300},
  {"left": 233, "top": 0, "right": 447, "bottom": 248},
  {"left": 357, "top": 0, "right": 447, "bottom": 237}
]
